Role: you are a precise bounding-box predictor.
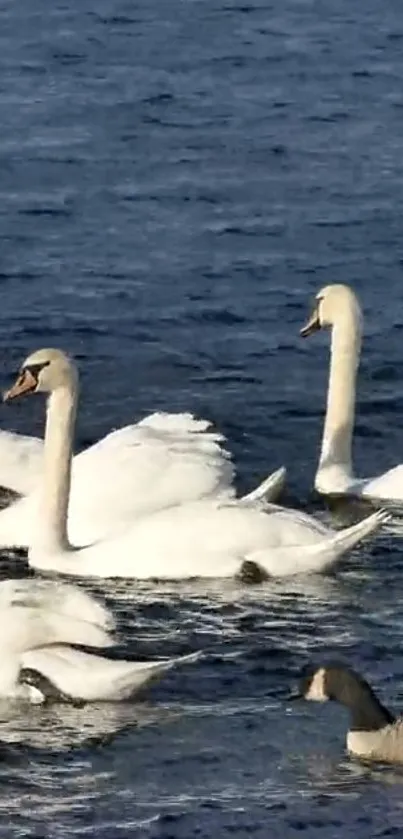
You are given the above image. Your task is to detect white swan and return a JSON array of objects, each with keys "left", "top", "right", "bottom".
[
  {"left": 301, "top": 283, "right": 403, "bottom": 502},
  {"left": 3, "top": 348, "right": 389, "bottom": 579},
  {"left": 0, "top": 411, "right": 285, "bottom": 551},
  {"left": 0, "top": 430, "right": 43, "bottom": 495},
  {"left": 0, "top": 413, "right": 285, "bottom": 504},
  {"left": 0, "top": 577, "right": 200, "bottom": 703}
]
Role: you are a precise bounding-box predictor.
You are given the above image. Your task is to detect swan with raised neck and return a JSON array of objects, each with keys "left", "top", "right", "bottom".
[
  {"left": 4, "top": 348, "right": 77, "bottom": 554},
  {"left": 301, "top": 284, "right": 403, "bottom": 503},
  {"left": 0, "top": 352, "right": 289, "bottom": 551},
  {"left": 2, "top": 347, "right": 389, "bottom": 578}
]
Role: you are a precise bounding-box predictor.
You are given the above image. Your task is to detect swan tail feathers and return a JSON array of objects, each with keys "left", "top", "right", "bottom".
[
  {"left": 241, "top": 467, "right": 286, "bottom": 505},
  {"left": 320, "top": 508, "right": 391, "bottom": 557},
  {"left": 247, "top": 508, "right": 390, "bottom": 577},
  {"left": 18, "top": 649, "right": 203, "bottom": 704},
  {"left": 114, "top": 650, "right": 204, "bottom": 699}
]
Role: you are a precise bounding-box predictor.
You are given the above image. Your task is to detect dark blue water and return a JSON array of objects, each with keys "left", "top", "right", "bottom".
[{"left": 1, "top": 0, "right": 403, "bottom": 835}]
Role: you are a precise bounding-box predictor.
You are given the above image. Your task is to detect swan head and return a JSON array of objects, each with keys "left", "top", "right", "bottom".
[
  {"left": 3, "top": 348, "right": 77, "bottom": 403},
  {"left": 300, "top": 284, "right": 362, "bottom": 338}
]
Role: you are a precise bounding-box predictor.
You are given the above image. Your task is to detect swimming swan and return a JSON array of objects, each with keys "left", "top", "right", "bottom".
[
  {"left": 3, "top": 348, "right": 388, "bottom": 579},
  {"left": 301, "top": 283, "right": 403, "bottom": 503},
  {"left": 0, "top": 411, "right": 285, "bottom": 551},
  {"left": 292, "top": 662, "right": 403, "bottom": 764},
  {"left": 0, "top": 578, "right": 200, "bottom": 703}
]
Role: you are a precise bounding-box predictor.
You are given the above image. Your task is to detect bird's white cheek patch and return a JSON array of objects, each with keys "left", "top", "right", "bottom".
[{"left": 306, "top": 668, "right": 328, "bottom": 702}]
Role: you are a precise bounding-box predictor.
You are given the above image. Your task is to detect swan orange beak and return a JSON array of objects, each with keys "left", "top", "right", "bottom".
[
  {"left": 3, "top": 368, "right": 38, "bottom": 402},
  {"left": 300, "top": 304, "right": 321, "bottom": 337}
]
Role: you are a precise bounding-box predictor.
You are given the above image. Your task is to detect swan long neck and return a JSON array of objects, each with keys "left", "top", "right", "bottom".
[
  {"left": 319, "top": 306, "right": 362, "bottom": 478},
  {"left": 35, "top": 380, "right": 77, "bottom": 553}
]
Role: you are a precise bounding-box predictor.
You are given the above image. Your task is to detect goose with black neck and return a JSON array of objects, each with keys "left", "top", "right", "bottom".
[{"left": 291, "top": 662, "right": 403, "bottom": 764}]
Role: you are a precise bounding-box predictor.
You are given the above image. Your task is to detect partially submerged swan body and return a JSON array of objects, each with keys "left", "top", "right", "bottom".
[
  {"left": 293, "top": 662, "right": 403, "bottom": 765},
  {"left": 3, "top": 349, "right": 388, "bottom": 579},
  {"left": 0, "top": 578, "right": 200, "bottom": 704},
  {"left": 301, "top": 284, "right": 403, "bottom": 503},
  {"left": 0, "top": 414, "right": 285, "bottom": 549}
]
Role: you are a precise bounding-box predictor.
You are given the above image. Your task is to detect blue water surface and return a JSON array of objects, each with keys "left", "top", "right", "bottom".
[{"left": 1, "top": 0, "right": 403, "bottom": 836}]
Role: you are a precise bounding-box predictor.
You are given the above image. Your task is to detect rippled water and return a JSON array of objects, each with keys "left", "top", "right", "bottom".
[{"left": 1, "top": 0, "right": 403, "bottom": 835}]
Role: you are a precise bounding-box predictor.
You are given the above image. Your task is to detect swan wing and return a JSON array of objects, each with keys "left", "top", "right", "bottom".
[
  {"left": 0, "top": 413, "right": 286, "bottom": 549},
  {"left": 261, "top": 503, "right": 331, "bottom": 536},
  {"left": 0, "top": 580, "right": 115, "bottom": 653},
  {"left": 66, "top": 412, "right": 235, "bottom": 543},
  {"left": 20, "top": 646, "right": 202, "bottom": 701},
  {"left": 0, "top": 413, "right": 235, "bottom": 547},
  {"left": 0, "top": 431, "right": 43, "bottom": 495},
  {"left": 0, "top": 579, "right": 114, "bottom": 630}
]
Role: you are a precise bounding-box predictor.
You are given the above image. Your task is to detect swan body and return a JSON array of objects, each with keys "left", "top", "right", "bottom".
[
  {"left": 0, "top": 430, "right": 43, "bottom": 495},
  {"left": 3, "top": 348, "right": 388, "bottom": 579},
  {"left": 301, "top": 284, "right": 403, "bottom": 503},
  {"left": 0, "top": 578, "right": 200, "bottom": 703},
  {"left": 0, "top": 413, "right": 286, "bottom": 549},
  {"left": 28, "top": 501, "right": 388, "bottom": 579},
  {"left": 315, "top": 467, "right": 403, "bottom": 503}
]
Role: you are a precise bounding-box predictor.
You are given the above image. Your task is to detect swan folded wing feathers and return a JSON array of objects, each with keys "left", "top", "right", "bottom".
[
  {"left": 75, "top": 414, "right": 235, "bottom": 509},
  {"left": 94, "top": 414, "right": 230, "bottom": 455},
  {"left": 263, "top": 504, "right": 330, "bottom": 537},
  {"left": 0, "top": 581, "right": 116, "bottom": 658},
  {"left": 0, "top": 576, "right": 201, "bottom": 702},
  {"left": 1, "top": 607, "right": 114, "bottom": 654},
  {"left": 0, "top": 580, "right": 115, "bottom": 633},
  {"left": 66, "top": 425, "right": 236, "bottom": 540},
  {"left": 138, "top": 412, "right": 220, "bottom": 436},
  {"left": 0, "top": 431, "right": 43, "bottom": 496},
  {"left": 19, "top": 646, "right": 203, "bottom": 702}
]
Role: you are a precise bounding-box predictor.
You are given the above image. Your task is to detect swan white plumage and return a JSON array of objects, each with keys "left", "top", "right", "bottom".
[
  {"left": 0, "top": 409, "right": 285, "bottom": 550},
  {"left": 301, "top": 283, "right": 403, "bottom": 503},
  {"left": 3, "top": 348, "right": 389, "bottom": 579},
  {"left": 0, "top": 430, "right": 43, "bottom": 495},
  {"left": 0, "top": 578, "right": 200, "bottom": 703},
  {"left": 0, "top": 412, "right": 285, "bottom": 510}
]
